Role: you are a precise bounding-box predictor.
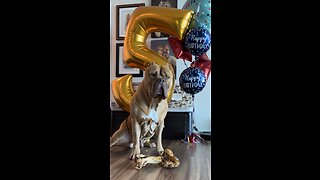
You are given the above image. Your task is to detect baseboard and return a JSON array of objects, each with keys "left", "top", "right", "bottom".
[{"left": 199, "top": 131, "right": 211, "bottom": 141}]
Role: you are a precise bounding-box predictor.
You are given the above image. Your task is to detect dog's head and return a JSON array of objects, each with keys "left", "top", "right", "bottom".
[{"left": 144, "top": 62, "right": 173, "bottom": 100}]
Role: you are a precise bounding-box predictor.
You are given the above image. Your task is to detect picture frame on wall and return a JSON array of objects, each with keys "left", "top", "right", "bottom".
[
  {"left": 150, "top": 39, "right": 177, "bottom": 79},
  {"left": 151, "top": 0, "right": 178, "bottom": 38},
  {"left": 116, "top": 43, "right": 143, "bottom": 77},
  {"left": 116, "top": 3, "right": 145, "bottom": 40}
]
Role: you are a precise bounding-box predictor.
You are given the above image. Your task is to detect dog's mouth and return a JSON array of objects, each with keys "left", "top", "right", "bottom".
[{"left": 152, "top": 81, "right": 168, "bottom": 100}]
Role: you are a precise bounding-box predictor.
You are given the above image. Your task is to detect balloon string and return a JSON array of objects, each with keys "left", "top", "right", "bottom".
[
  {"left": 192, "top": 94, "right": 195, "bottom": 132},
  {"left": 183, "top": 60, "right": 188, "bottom": 68}
]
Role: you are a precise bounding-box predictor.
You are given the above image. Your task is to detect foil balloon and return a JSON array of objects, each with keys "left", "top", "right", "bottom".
[
  {"left": 179, "top": 67, "right": 207, "bottom": 95},
  {"left": 198, "top": 53, "right": 210, "bottom": 61},
  {"left": 111, "top": 75, "right": 135, "bottom": 113},
  {"left": 182, "top": 0, "right": 211, "bottom": 31},
  {"left": 184, "top": 27, "right": 211, "bottom": 56},
  {"left": 191, "top": 54, "right": 212, "bottom": 80},
  {"left": 124, "top": 7, "right": 194, "bottom": 69},
  {"left": 112, "top": 6, "right": 194, "bottom": 112},
  {"left": 168, "top": 37, "right": 192, "bottom": 62}
]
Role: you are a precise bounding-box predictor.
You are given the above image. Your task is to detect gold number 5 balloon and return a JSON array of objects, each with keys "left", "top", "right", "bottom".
[{"left": 112, "top": 7, "right": 194, "bottom": 112}]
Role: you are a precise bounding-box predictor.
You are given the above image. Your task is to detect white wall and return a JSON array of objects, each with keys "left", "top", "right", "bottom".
[{"left": 110, "top": 0, "right": 211, "bottom": 132}]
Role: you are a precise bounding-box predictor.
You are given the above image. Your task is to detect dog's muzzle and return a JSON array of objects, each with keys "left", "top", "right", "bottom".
[{"left": 152, "top": 78, "right": 168, "bottom": 99}]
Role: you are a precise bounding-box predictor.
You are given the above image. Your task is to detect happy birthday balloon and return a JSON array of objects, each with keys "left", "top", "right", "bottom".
[
  {"left": 184, "top": 27, "right": 211, "bottom": 56},
  {"left": 179, "top": 67, "right": 207, "bottom": 95},
  {"left": 182, "top": 0, "right": 211, "bottom": 31}
]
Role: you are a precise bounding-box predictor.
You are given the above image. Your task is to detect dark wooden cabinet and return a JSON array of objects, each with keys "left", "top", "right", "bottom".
[
  {"left": 110, "top": 107, "right": 192, "bottom": 140},
  {"left": 110, "top": 110, "right": 130, "bottom": 137}
]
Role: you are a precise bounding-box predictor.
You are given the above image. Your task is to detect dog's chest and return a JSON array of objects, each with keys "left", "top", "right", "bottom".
[{"left": 142, "top": 108, "right": 159, "bottom": 123}]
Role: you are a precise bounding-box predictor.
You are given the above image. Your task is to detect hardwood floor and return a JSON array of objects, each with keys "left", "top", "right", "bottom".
[{"left": 110, "top": 140, "right": 211, "bottom": 180}]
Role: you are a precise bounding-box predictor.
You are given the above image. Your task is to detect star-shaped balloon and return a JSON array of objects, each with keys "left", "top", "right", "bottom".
[
  {"left": 191, "top": 53, "right": 211, "bottom": 80},
  {"left": 168, "top": 37, "right": 192, "bottom": 62}
]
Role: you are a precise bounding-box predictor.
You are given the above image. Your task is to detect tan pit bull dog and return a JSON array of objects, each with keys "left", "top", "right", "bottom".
[{"left": 110, "top": 62, "right": 174, "bottom": 160}]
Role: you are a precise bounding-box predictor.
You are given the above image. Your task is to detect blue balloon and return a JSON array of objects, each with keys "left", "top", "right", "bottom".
[
  {"left": 184, "top": 27, "right": 211, "bottom": 56},
  {"left": 179, "top": 67, "right": 207, "bottom": 95}
]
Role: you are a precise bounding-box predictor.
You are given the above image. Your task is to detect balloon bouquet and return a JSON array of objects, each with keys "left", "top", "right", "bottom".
[
  {"left": 169, "top": 0, "right": 211, "bottom": 144},
  {"left": 111, "top": 0, "right": 211, "bottom": 144}
]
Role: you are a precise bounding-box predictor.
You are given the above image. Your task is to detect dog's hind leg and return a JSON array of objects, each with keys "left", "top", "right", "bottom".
[{"left": 110, "top": 121, "right": 131, "bottom": 148}]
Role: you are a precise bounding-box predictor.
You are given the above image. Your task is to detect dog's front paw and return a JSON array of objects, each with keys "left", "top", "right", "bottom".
[
  {"left": 130, "top": 150, "right": 141, "bottom": 160},
  {"left": 157, "top": 147, "right": 164, "bottom": 156},
  {"left": 158, "top": 150, "right": 164, "bottom": 156},
  {"left": 130, "top": 153, "right": 137, "bottom": 160},
  {"left": 130, "top": 153, "right": 138, "bottom": 160}
]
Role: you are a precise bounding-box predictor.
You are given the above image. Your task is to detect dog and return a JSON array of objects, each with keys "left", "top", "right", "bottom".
[{"left": 110, "top": 62, "right": 174, "bottom": 160}]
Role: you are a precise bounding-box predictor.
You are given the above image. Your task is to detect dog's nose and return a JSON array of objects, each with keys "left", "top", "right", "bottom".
[{"left": 156, "top": 78, "right": 164, "bottom": 83}]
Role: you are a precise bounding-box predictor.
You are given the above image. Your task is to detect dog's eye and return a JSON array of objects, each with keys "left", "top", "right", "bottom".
[{"left": 151, "top": 72, "right": 157, "bottom": 77}]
